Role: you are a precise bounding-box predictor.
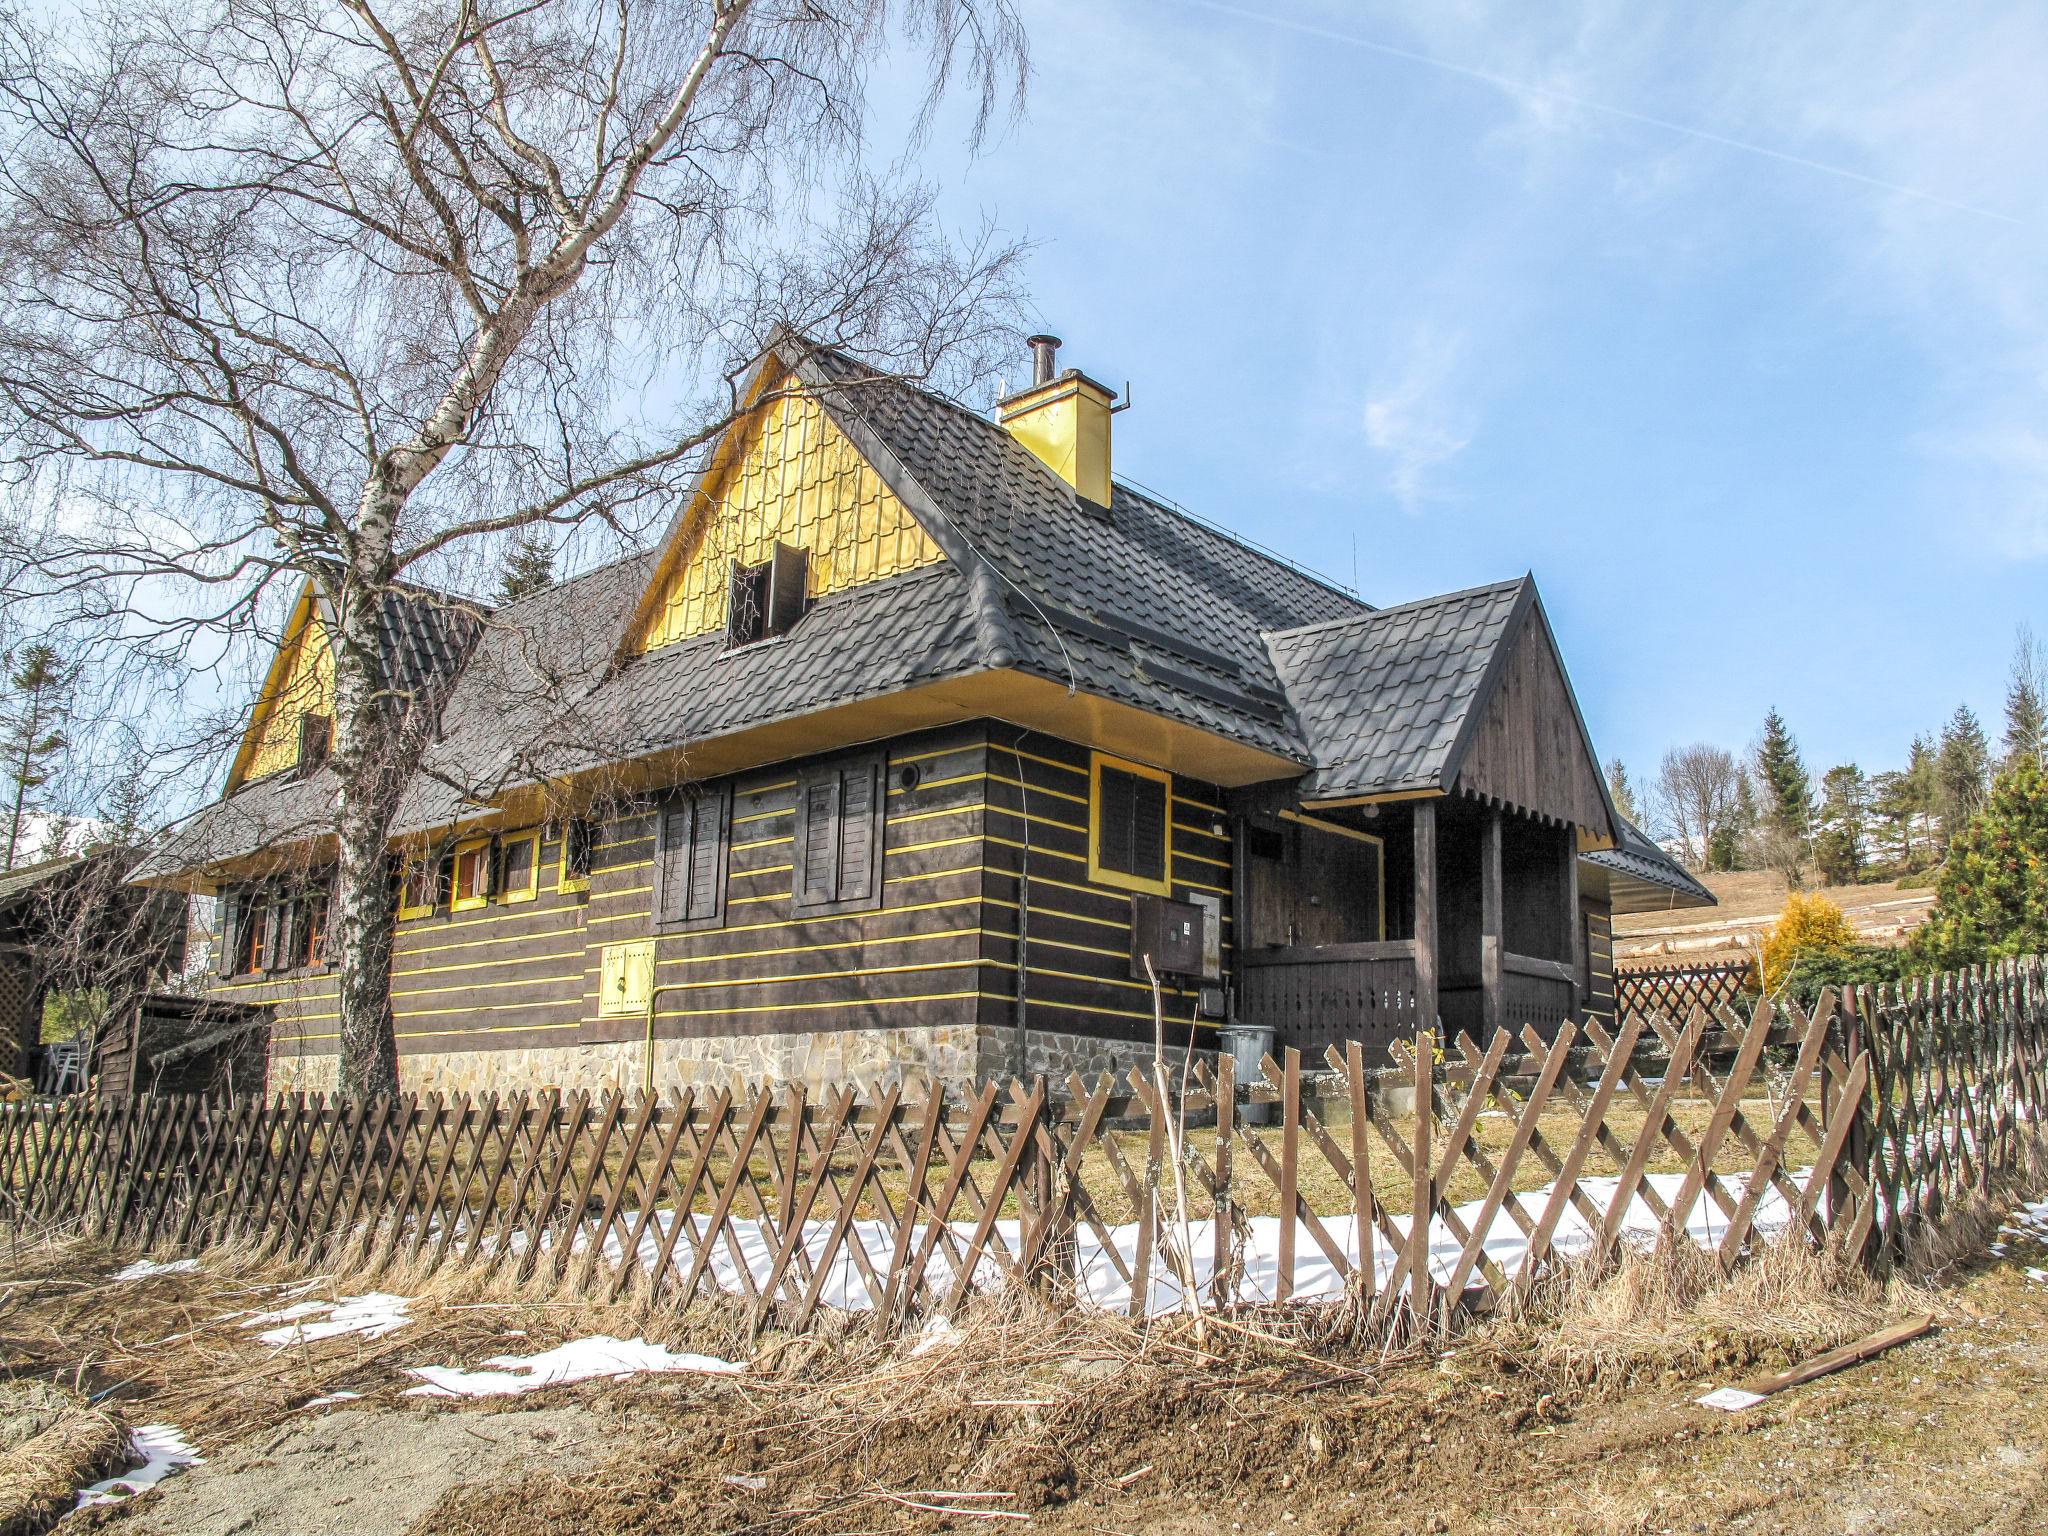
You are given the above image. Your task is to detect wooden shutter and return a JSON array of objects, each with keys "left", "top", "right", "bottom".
[
  {"left": 654, "top": 787, "right": 729, "bottom": 930},
  {"left": 834, "top": 757, "right": 879, "bottom": 905},
  {"left": 259, "top": 889, "right": 286, "bottom": 972},
  {"left": 794, "top": 754, "right": 883, "bottom": 914},
  {"left": 766, "top": 542, "right": 809, "bottom": 636},
  {"left": 1129, "top": 773, "right": 1167, "bottom": 883},
  {"left": 215, "top": 892, "right": 240, "bottom": 977}
]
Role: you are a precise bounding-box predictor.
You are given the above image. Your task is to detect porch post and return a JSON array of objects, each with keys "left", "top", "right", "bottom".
[
  {"left": 1480, "top": 807, "right": 1503, "bottom": 1035},
  {"left": 1564, "top": 823, "right": 1584, "bottom": 1016},
  {"left": 1412, "top": 799, "right": 1439, "bottom": 1030}
]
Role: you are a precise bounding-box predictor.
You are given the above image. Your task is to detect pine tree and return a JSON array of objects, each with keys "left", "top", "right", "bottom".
[
  {"left": 1869, "top": 769, "right": 1916, "bottom": 869},
  {"left": 0, "top": 644, "right": 74, "bottom": 868},
  {"left": 497, "top": 531, "right": 555, "bottom": 603},
  {"left": 1910, "top": 760, "right": 2048, "bottom": 969},
  {"left": 1813, "top": 763, "right": 1869, "bottom": 886},
  {"left": 2005, "top": 624, "right": 2047, "bottom": 771},
  {"left": 1754, "top": 709, "right": 1813, "bottom": 835},
  {"left": 1936, "top": 705, "right": 1991, "bottom": 847},
  {"left": 1905, "top": 734, "right": 1941, "bottom": 865},
  {"left": 1605, "top": 757, "right": 1640, "bottom": 826}
]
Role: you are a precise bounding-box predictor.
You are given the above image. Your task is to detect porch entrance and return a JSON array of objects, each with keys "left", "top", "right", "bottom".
[{"left": 1233, "top": 795, "right": 1585, "bottom": 1058}]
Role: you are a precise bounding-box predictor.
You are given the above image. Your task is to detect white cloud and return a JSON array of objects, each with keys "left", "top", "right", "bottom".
[{"left": 1363, "top": 329, "right": 1471, "bottom": 512}]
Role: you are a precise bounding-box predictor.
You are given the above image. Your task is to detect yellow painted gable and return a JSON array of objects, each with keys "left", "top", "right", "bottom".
[
  {"left": 237, "top": 598, "right": 336, "bottom": 784},
  {"left": 635, "top": 380, "right": 944, "bottom": 652}
]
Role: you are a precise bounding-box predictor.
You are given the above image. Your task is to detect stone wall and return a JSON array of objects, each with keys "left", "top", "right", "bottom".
[{"left": 268, "top": 1023, "right": 987, "bottom": 1098}]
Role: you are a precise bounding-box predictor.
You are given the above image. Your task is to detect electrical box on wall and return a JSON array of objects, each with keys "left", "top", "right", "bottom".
[
  {"left": 1129, "top": 894, "right": 1203, "bottom": 979},
  {"left": 599, "top": 940, "right": 654, "bottom": 1016}
]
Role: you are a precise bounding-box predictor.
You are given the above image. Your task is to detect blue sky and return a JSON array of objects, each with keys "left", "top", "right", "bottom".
[{"left": 880, "top": 0, "right": 2048, "bottom": 788}]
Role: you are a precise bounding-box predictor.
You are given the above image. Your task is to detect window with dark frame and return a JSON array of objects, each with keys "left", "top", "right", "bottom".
[
  {"left": 499, "top": 831, "right": 539, "bottom": 902},
  {"left": 296, "top": 712, "right": 332, "bottom": 774},
  {"left": 793, "top": 752, "right": 884, "bottom": 915},
  {"left": 560, "top": 819, "right": 594, "bottom": 890},
  {"left": 1091, "top": 756, "right": 1169, "bottom": 891},
  {"left": 654, "top": 785, "right": 730, "bottom": 930},
  {"left": 399, "top": 857, "right": 439, "bottom": 918},
  {"left": 724, "top": 542, "right": 809, "bottom": 649}
]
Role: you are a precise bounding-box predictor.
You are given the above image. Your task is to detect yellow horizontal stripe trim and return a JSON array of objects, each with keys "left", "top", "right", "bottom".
[
  {"left": 392, "top": 948, "right": 589, "bottom": 980},
  {"left": 659, "top": 926, "right": 981, "bottom": 966},
  {"left": 890, "top": 769, "right": 984, "bottom": 797},
  {"left": 983, "top": 768, "right": 1088, "bottom": 809},
  {"left": 732, "top": 833, "right": 793, "bottom": 852},
  {"left": 650, "top": 988, "right": 989, "bottom": 1021},
  {"left": 392, "top": 995, "right": 585, "bottom": 1020},
  {"left": 658, "top": 956, "right": 1006, "bottom": 993},
  {"left": 395, "top": 972, "right": 585, "bottom": 1002}
]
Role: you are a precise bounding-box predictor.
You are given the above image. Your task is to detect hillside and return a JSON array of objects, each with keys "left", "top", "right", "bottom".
[{"left": 1613, "top": 870, "right": 1935, "bottom": 969}]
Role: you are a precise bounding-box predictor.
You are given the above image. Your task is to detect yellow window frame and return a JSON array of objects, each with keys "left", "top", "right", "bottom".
[
  {"left": 557, "top": 820, "right": 591, "bottom": 894},
  {"left": 450, "top": 835, "right": 492, "bottom": 912},
  {"left": 1087, "top": 751, "right": 1173, "bottom": 897},
  {"left": 499, "top": 829, "right": 541, "bottom": 904},
  {"left": 397, "top": 852, "right": 438, "bottom": 921}
]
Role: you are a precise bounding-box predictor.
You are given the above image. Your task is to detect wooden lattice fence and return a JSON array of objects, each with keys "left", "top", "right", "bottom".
[
  {"left": 2, "top": 957, "right": 2043, "bottom": 1335},
  {"left": 1616, "top": 960, "right": 1757, "bottom": 1022}
]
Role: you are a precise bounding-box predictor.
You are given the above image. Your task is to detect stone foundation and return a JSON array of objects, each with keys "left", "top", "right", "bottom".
[{"left": 267, "top": 1022, "right": 1213, "bottom": 1098}]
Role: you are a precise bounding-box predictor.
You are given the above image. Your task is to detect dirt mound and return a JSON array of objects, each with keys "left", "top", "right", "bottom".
[{"left": 0, "top": 1381, "right": 123, "bottom": 1536}]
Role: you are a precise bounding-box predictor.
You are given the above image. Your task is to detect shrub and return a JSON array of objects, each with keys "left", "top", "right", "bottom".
[
  {"left": 1770, "top": 942, "right": 1904, "bottom": 1010},
  {"left": 1760, "top": 892, "right": 1858, "bottom": 996},
  {"left": 1910, "top": 761, "right": 2048, "bottom": 969}
]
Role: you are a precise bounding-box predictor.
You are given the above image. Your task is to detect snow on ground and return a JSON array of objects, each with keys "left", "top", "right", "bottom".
[
  {"left": 247, "top": 1293, "right": 412, "bottom": 1346},
  {"left": 550, "top": 1165, "right": 1812, "bottom": 1317},
  {"left": 402, "top": 1337, "right": 742, "bottom": 1398},
  {"left": 111, "top": 1258, "right": 200, "bottom": 1282},
  {"left": 76, "top": 1424, "right": 203, "bottom": 1507}
]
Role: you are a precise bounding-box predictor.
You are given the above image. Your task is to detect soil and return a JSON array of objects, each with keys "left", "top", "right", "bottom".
[{"left": 4, "top": 1204, "right": 2046, "bottom": 1536}]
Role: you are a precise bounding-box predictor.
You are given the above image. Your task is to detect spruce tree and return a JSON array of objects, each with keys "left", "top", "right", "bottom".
[
  {"left": 1936, "top": 705, "right": 1991, "bottom": 846},
  {"left": 2005, "top": 625, "right": 2047, "bottom": 771},
  {"left": 1752, "top": 709, "right": 1812, "bottom": 881},
  {"left": 1905, "top": 734, "right": 1941, "bottom": 864},
  {"left": 1911, "top": 761, "right": 2048, "bottom": 969},
  {"left": 0, "top": 644, "right": 73, "bottom": 868},
  {"left": 1605, "top": 757, "right": 1640, "bottom": 826},
  {"left": 1813, "top": 763, "right": 1869, "bottom": 885},
  {"left": 497, "top": 531, "right": 556, "bottom": 603}
]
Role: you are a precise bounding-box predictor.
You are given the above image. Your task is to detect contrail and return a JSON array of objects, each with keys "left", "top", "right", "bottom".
[{"left": 1184, "top": 0, "right": 2022, "bottom": 226}]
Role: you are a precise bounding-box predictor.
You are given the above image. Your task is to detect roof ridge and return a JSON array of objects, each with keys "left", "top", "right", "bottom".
[
  {"left": 484, "top": 544, "right": 655, "bottom": 618},
  {"left": 1264, "top": 573, "right": 1529, "bottom": 646}
]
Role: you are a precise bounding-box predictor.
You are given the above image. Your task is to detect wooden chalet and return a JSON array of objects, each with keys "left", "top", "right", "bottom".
[{"left": 138, "top": 331, "right": 1712, "bottom": 1096}]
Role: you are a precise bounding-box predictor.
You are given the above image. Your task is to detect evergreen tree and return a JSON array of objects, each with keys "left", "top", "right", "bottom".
[
  {"left": 0, "top": 644, "right": 74, "bottom": 868},
  {"left": 1905, "top": 734, "right": 1941, "bottom": 864},
  {"left": 1813, "top": 763, "right": 1869, "bottom": 886},
  {"left": 1604, "top": 757, "right": 1640, "bottom": 826},
  {"left": 1710, "top": 773, "right": 1757, "bottom": 872},
  {"left": 497, "top": 531, "right": 556, "bottom": 603},
  {"left": 2005, "top": 624, "right": 2047, "bottom": 771},
  {"left": 1935, "top": 705, "right": 1991, "bottom": 847},
  {"left": 1910, "top": 760, "right": 2048, "bottom": 969},
  {"left": 1752, "top": 708, "right": 1814, "bottom": 882},
  {"left": 1869, "top": 768, "right": 1916, "bottom": 869}
]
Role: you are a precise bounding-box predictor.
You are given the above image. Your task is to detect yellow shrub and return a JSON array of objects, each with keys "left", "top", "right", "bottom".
[{"left": 1760, "top": 892, "right": 1858, "bottom": 995}]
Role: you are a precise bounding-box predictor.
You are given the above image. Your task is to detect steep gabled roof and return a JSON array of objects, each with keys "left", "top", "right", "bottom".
[
  {"left": 226, "top": 578, "right": 486, "bottom": 792},
  {"left": 1265, "top": 578, "right": 1529, "bottom": 801},
  {"left": 1266, "top": 575, "right": 1622, "bottom": 840}
]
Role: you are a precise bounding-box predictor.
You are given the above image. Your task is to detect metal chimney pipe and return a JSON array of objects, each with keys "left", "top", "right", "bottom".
[{"left": 1026, "top": 334, "right": 1061, "bottom": 388}]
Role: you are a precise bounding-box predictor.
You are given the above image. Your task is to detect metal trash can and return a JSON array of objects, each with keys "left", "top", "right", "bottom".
[{"left": 1218, "top": 1021, "right": 1276, "bottom": 1125}]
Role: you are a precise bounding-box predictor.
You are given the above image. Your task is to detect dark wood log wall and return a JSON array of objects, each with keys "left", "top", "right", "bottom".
[{"left": 208, "top": 719, "right": 1236, "bottom": 1075}]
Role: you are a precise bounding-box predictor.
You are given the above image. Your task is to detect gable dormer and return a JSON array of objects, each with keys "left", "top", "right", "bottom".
[
  {"left": 229, "top": 584, "right": 336, "bottom": 790},
  {"left": 628, "top": 360, "right": 945, "bottom": 655}
]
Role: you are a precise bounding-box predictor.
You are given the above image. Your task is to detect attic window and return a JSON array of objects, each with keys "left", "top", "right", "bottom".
[
  {"left": 296, "top": 713, "right": 332, "bottom": 774},
  {"left": 725, "top": 542, "right": 808, "bottom": 648}
]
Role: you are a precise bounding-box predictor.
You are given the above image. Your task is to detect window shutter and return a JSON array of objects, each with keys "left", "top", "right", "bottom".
[
  {"left": 215, "top": 892, "right": 240, "bottom": 977},
  {"left": 655, "top": 789, "right": 728, "bottom": 929},
  {"left": 259, "top": 891, "right": 285, "bottom": 972},
  {"left": 656, "top": 802, "right": 693, "bottom": 927},
  {"left": 1099, "top": 768, "right": 1136, "bottom": 874},
  {"left": 1131, "top": 774, "right": 1167, "bottom": 884},
  {"left": 687, "top": 790, "right": 727, "bottom": 922},
  {"left": 835, "top": 758, "right": 878, "bottom": 905},
  {"left": 766, "top": 542, "right": 809, "bottom": 636},
  {"left": 797, "top": 773, "right": 840, "bottom": 907}
]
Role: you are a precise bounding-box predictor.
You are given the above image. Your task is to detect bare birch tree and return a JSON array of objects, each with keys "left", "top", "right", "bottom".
[
  {"left": 1653, "top": 742, "right": 1743, "bottom": 872},
  {"left": 0, "top": 0, "right": 1028, "bottom": 1095}
]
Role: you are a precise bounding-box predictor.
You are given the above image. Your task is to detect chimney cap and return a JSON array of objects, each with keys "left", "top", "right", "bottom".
[{"left": 1025, "top": 334, "right": 1062, "bottom": 387}]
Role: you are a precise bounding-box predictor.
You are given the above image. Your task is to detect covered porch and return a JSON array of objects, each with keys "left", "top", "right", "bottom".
[{"left": 1232, "top": 794, "right": 1589, "bottom": 1056}]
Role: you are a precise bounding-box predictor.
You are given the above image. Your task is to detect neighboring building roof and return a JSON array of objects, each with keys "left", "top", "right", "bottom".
[
  {"left": 1585, "top": 817, "right": 1717, "bottom": 912},
  {"left": 0, "top": 853, "right": 87, "bottom": 912},
  {"left": 1264, "top": 578, "right": 1528, "bottom": 802}
]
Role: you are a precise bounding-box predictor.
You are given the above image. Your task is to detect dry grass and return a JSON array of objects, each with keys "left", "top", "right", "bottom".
[
  {"left": 1481, "top": 1232, "right": 1918, "bottom": 1396},
  {"left": 0, "top": 1380, "right": 123, "bottom": 1536}
]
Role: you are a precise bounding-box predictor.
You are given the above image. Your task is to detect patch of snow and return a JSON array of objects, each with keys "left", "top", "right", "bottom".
[
  {"left": 302, "top": 1390, "right": 362, "bottom": 1408},
  {"left": 910, "top": 1315, "right": 963, "bottom": 1358},
  {"left": 111, "top": 1258, "right": 200, "bottom": 1282},
  {"left": 76, "top": 1424, "right": 202, "bottom": 1507},
  {"left": 1696, "top": 1387, "right": 1767, "bottom": 1412},
  {"left": 248, "top": 1293, "right": 412, "bottom": 1347},
  {"left": 2024, "top": 1267, "right": 2048, "bottom": 1287},
  {"left": 402, "top": 1336, "right": 743, "bottom": 1398}
]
